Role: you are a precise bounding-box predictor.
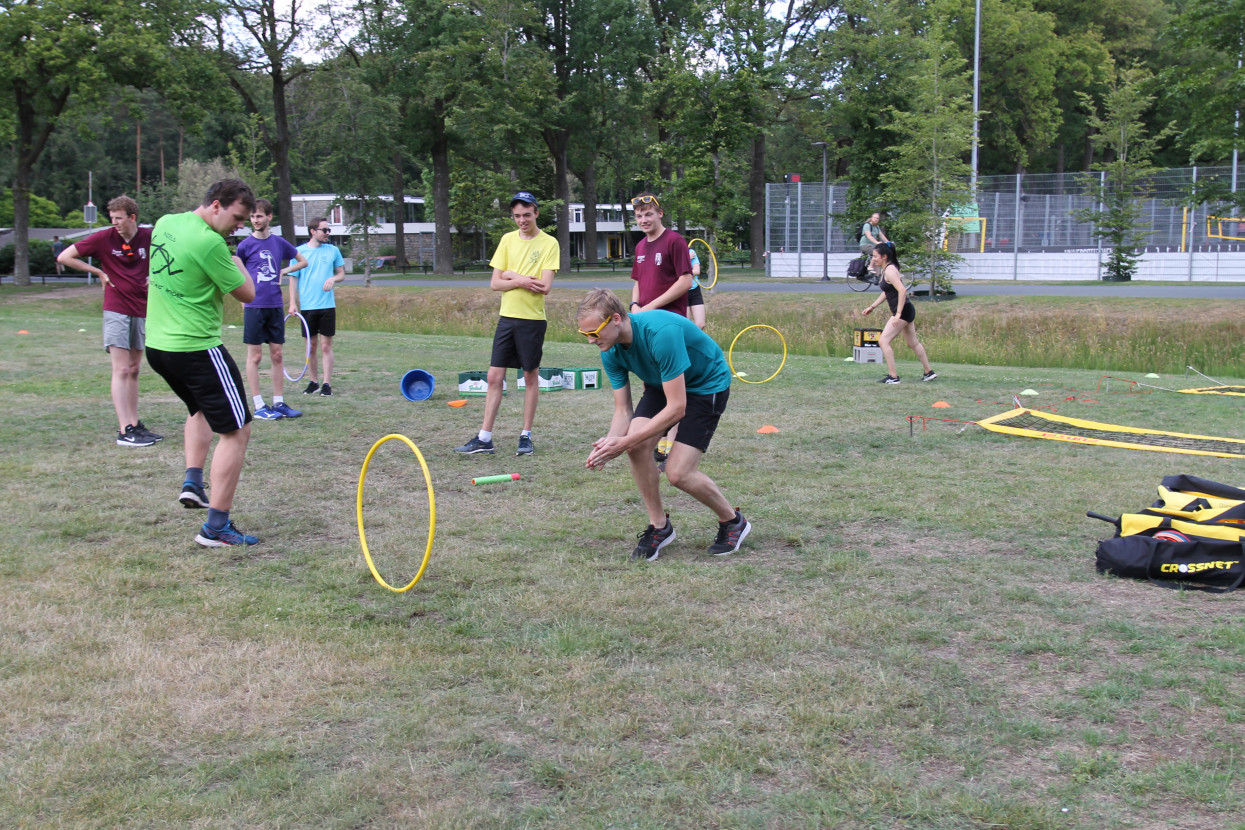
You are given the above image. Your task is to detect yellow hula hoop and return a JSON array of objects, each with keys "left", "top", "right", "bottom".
[
  {"left": 728, "top": 325, "right": 788, "bottom": 384},
  {"left": 356, "top": 434, "right": 437, "bottom": 593},
  {"left": 688, "top": 237, "right": 719, "bottom": 290}
]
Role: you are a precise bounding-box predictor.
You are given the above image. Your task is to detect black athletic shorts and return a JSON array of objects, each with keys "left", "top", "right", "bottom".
[
  {"left": 302, "top": 308, "right": 336, "bottom": 338},
  {"left": 243, "top": 307, "right": 286, "bottom": 345},
  {"left": 147, "top": 345, "right": 252, "bottom": 433},
  {"left": 687, "top": 285, "right": 704, "bottom": 307},
  {"left": 634, "top": 383, "right": 730, "bottom": 453},
  {"left": 490, "top": 316, "right": 547, "bottom": 372}
]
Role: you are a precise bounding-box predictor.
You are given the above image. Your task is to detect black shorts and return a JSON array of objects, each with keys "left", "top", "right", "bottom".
[
  {"left": 490, "top": 316, "right": 547, "bottom": 372},
  {"left": 890, "top": 300, "right": 916, "bottom": 323},
  {"left": 687, "top": 285, "right": 705, "bottom": 307},
  {"left": 302, "top": 308, "right": 336, "bottom": 338},
  {"left": 243, "top": 307, "right": 286, "bottom": 345},
  {"left": 634, "top": 383, "right": 730, "bottom": 453},
  {"left": 147, "top": 345, "right": 252, "bottom": 433}
]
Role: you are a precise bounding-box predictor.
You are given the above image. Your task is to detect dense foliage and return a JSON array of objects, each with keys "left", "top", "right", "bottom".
[{"left": 1, "top": 0, "right": 1239, "bottom": 282}]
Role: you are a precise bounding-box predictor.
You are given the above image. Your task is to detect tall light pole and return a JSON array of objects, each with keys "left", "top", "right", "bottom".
[
  {"left": 971, "top": 0, "right": 981, "bottom": 195},
  {"left": 812, "top": 141, "right": 829, "bottom": 281}
]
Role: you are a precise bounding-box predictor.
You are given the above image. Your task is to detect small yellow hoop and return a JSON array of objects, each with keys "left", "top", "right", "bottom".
[
  {"left": 728, "top": 325, "right": 788, "bottom": 384},
  {"left": 356, "top": 434, "right": 437, "bottom": 593},
  {"left": 688, "top": 237, "right": 719, "bottom": 290}
]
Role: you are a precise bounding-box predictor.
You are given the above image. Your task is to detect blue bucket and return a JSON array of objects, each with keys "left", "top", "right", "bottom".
[{"left": 400, "top": 369, "right": 435, "bottom": 401}]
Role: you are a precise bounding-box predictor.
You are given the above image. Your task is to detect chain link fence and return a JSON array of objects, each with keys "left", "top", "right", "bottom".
[{"left": 766, "top": 166, "right": 1245, "bottom": 281}]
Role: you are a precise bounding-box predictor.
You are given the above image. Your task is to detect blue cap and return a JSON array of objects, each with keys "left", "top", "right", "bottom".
[{"left": 510, "top": 191, "right": 539, "bottom": 208}]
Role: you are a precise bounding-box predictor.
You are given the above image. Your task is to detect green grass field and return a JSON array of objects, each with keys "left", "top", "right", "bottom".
[{"left": 2, "top": 287, "right": 1243, "bottom": 829}]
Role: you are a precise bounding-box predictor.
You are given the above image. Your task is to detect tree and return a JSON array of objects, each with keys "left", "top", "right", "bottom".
[
  {"left": 0, "top": 0, "right": 204, "bottom": 284},
  {"left": 1075, "top": 65, "right": 1174, "bottom": 281},
  {"left": 879, "top": 21, "right": 974, "bottom": 294},
  {"left": 212, "top": 0, "right": 314, "bottom": 245}
]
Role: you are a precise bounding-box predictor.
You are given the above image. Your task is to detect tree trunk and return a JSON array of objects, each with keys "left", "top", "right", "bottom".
[
  {"left": 392, "top": 152, "right": 407, "bottom": 268},
  {"left": 271, "top": 70, "right": 296, "bottom": 246},
  {"left": 11, "top": 98, "right": 38, "bottom": 287},
  {"left": 581, "top": 158, "right": 598, "bottom": 262},
  {"left": 543, "top": 126, "right": 572, "bottom": 273},
  {"left": 749, "top": 132, "right": 766, "bottom": 267},
  {"left": 431, "top": 116, "right": 454, "bottom": 275}
]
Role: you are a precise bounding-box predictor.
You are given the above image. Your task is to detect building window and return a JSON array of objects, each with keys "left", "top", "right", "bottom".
[{"left": 331, "top": 205, "right": 343, "bottom": 225}]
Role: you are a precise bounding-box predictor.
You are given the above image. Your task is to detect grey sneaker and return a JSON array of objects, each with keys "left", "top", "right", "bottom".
[
  {"left": 179, "top": 481, "right": 209, "bottom": 509},
  {"left": 632, "top": 516, "right": 676, "bottom": 561},
  {"left": 454, "top": 435, "right": 495, "bottom": 454},
  {"left": 195, "top": 520, "right": 259, "bottom": 547},
  {"left": 516, "top": 435, "right": 534, "bottom": 456},
  {"left": 117, "top": 424, "right": 155, "bottom": 447},
  {"left": 708, "top": 510, "right": 751, "bottom": 556}
]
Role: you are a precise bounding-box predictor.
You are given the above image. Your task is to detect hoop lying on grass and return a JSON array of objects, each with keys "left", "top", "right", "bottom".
[
  {"left": 728, "top": 325, "right": 787, "bottom": 384},
  {"left": 356, "top": 434, "right": 436, "bottom": 593},
  {"left": 283, "top": 311, "right": 311, "bottom": 382}
]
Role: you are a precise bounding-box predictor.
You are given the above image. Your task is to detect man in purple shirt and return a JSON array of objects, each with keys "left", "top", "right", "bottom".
[{"left": 236, "top": 199, "right": 307, "bottom": 420}]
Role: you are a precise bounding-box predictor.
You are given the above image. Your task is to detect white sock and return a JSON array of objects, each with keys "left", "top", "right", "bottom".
[
  {"left": 273, "top": 396, "right": 284, "bottom": 404},
  {"left": 521, "top": 430, "right": 532, "bottom": 438},
  {"left": 478, "top": 430, "right": 492, "bottom": 442},
  {"left": 253, "top": 395, "right": 265, "bottom": 409}
]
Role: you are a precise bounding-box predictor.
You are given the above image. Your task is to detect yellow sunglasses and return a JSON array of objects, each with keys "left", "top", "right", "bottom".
[
  {"left": 578, "top": 316, "right": 613, "bottom": 339},
  {"left": 630, "top": 194, "right": 661, "bottom": 209}
]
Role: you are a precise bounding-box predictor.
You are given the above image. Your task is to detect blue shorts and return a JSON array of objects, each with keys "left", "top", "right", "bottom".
[{"left": 243, "top": 307, "right": 286, "bottom": 345}]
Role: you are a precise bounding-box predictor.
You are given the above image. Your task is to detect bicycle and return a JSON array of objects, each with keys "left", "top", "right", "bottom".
[{"left": 845, "top": 255, "right": 917, "bottom": 293}]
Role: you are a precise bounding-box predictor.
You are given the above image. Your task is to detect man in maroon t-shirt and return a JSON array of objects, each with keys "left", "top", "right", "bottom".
[
  {"left": 629, "top": 192, "right": 693, "bottom": 318},
  {"left": 58, "top": 195, "right": 162, "bottom": 448}
]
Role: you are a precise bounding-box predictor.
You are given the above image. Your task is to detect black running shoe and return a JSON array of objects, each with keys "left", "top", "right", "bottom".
[
  {"left": 303, "top": 381, "right": 320, "bottom": 395},
  {"left": 632, "top": 516, "right": 676, "bottom": 561},
  {"left": 708, "top": 510, "right": 751, "bottom": 556},
  {"left": 179, "top": 481, "right": 209, "bottom": 509}
]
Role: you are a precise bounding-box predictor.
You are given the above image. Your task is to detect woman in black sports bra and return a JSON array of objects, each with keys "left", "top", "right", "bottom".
[{"left": 860, "top": 242, "right": 936, "bottom": 384}]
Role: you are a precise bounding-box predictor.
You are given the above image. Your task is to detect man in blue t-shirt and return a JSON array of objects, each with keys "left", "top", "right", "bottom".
[
  {"left": 577, "top": 288, "right": 752, "bottom": 562},
  {"left": 290, "top": 217, "right": 345, "bottom": 396},
  {"left": 237, "top": 199, "right": 307, "bottom": 419}
]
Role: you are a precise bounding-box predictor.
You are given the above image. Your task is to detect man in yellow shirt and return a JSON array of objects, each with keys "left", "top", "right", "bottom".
[{"left": 454, "top": 191, "right": 560, "bottom": 456}]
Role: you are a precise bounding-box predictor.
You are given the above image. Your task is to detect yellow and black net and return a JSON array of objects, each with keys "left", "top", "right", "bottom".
[
  {"left": 1179, "top": 386, "right": 1245, "bottom": 397},
  {"left": 977, "top": 408, "right": 1245, "bottom": 458}
]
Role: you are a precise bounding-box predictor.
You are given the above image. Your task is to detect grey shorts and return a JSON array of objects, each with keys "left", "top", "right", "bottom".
[{"left": 103, "top": 311, "right": 145, "bottom": 353}]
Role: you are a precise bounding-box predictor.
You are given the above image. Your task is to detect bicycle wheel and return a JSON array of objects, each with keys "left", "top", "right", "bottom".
[{"left": 847, "top": 271, "right": 874, "bottom": 292}]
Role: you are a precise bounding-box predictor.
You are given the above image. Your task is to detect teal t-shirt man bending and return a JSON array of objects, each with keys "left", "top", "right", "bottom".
[{"left": 577, "top": 288, "right": 752, "bottom": 562}]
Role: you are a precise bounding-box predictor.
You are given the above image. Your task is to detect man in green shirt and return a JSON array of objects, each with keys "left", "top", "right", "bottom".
[{"left": 146, "top": 179, "right": 260, "bottom": 547}]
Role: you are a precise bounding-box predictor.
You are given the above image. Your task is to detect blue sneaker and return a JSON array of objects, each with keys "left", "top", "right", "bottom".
[
  {"left": 195, "top": 520, "right": 259, "bottom": 547},
  {"left": 254, "top": 405, "right": 283, "bottom": 420},
  {"left": 271, "top": 401, "right": 302, "bottom": 418},
  {"left": 179, "top": 481, "right": 209, "bottom": 509},
  {"left": 454, "top": 435, "right": 495, "bottom": 454}
]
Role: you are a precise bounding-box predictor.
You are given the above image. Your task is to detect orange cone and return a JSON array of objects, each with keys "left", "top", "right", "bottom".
[{"left": 757, "top": 424, "right": 781, "bottom": 433}]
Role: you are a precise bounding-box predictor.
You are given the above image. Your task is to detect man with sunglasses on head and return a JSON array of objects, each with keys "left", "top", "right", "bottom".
[
  {"left": 629, "top": 192, "right": 693, "bottom": 318},
  {"left": 578, "top": 288, "right": 751, "bottom": 562},
  {"left": 454, "top": 191, "right": 559, "bottom": 457},
  {"left": 290, "top": 217, "right": 345, "bottom": 397},
  {"left": 58, "top": 195, "right": 162, "bottom": 448}
]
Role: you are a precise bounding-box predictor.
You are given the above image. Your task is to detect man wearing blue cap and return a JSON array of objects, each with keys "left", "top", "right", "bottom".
[{"left": 455, "top": 191, "right": 560, "bottom": 456}]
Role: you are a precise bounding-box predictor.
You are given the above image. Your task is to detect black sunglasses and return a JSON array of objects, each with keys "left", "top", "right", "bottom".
[{"left": 316, "top": 227, "right": 331, "bottom": 233}]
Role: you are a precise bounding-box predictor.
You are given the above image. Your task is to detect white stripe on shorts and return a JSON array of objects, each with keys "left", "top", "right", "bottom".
[{"left": 208, "top": 346, "right": 247, "bottom": 429}]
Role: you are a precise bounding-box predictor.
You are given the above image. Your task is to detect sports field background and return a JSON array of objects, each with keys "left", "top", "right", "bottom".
[{"left": 2, "top": 287, "right": 1242, "bottom": 829}]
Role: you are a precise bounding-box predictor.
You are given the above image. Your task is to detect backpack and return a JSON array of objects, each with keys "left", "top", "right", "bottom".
[
  {"left": 1090, "top": 475, "right": 1245, "bottom": 593},
  {"left": 846, "top": 257, "right": 868, "bottom": 280}
]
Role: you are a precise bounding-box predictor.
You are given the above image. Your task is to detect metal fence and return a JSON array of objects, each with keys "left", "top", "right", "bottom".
[{"left": 766, "top": 166, "right": 1245, "bottom": 280}]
